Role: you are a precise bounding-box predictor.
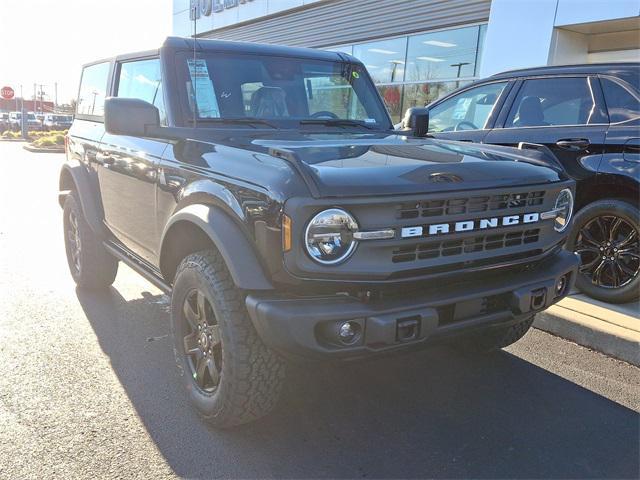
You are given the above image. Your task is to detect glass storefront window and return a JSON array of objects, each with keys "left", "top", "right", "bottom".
[
  {"left": 325, "top": 24, "right": 487, "bottom": 121},
  {"left": 353, "top": 37, "right": 407, "bottom": 84},
  {"left": 405, "top": 26, "right": 480, "bottom": 82},
  {"left": 376, "top": 84, "right": 403, "bottom": 123}
]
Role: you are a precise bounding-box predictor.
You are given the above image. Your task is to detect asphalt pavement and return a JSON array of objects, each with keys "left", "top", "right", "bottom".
[{"left": 0, "top": 142, "right": 638, "bottom": 479}]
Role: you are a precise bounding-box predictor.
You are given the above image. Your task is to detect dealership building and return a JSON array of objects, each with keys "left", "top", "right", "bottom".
[{"left": 173, "top": 0, "right": 640, "bottom": 121}]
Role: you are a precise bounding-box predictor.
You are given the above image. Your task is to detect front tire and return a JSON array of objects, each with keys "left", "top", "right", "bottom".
[
  {"left": 567, "top": 199, "right": 639, "bottom": 303},
  {"left": 63, "top": 193, "right": 118, "bottom": 289},
  {"left": 171, "top": 250, "right": 285, "bottom": 428}
]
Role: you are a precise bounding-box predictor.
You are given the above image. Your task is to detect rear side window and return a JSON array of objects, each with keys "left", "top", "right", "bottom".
[
  {"left": 77, "top": 62, "right": 110, "bottom": 118},
  {"left": 116, "top": 58, "right": 166, "bottom": 125},
  {"left": 506, "top": 77, "right": 603, "bottom": 128},
  {"left": 601, "top": 77, "right": 640, "bottom": 124}
]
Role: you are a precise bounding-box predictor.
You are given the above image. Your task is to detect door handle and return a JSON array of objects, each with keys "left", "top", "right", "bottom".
[
  {"left": 555, "top": 138, "right": 590, "bottom": 151},
  {"left": 96, "top": 152, "right": 114, "bottom": 165}
]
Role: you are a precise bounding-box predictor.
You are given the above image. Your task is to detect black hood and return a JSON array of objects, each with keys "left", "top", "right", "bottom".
[{"left": 248, "top": 133, "right": 566, "bottom": 197}]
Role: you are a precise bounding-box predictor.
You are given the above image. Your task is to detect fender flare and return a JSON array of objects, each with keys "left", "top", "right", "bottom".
[
  {"left": 58, "top": 163, "right": 110, "bottom": 239},
  {"left": 160, "top": 204, "right": 274, "bottom": 290}
]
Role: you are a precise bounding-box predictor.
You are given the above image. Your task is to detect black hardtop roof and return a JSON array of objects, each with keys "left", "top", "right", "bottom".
[
  {"left": 489, "top": 62, "right": 640, "bottom": 80},
  {"left": 83, "top": 37, "right": 359, "bottom": 68},
  {"left": 162, "top": 36, "right": 356, "bottom": 63}
]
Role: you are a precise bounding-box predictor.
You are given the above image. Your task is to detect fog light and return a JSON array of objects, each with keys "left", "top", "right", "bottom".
[{"left": 338, "top": 321, "right": 361, "bottom": 345}]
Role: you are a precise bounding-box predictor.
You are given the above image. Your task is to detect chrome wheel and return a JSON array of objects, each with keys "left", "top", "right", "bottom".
[
  {"left": 182, "top": 289, "right": 222, "bottom": 393},
  {"left": 575, "top": 215, "right": 640, "bottom": 289}
]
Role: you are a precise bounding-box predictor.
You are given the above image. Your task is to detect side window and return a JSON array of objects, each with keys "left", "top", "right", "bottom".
[
  {"left": 428, "top": 82, "right": 508, "bottom": 133},
  {"left": 601, "top": 77, "right": 640, "bottom": 124},
  {"left": 77, "top": 62, "right": 110, "bottom": 117},
  {"left": 116, "top": 58, "right": 167, "bottom": 125},
  {"left": 506, "top": 77, "right": 602, "bottom": 128}
]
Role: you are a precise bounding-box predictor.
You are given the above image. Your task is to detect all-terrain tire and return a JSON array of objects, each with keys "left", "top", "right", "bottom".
[
  {"left": 455, "top": 315, "right": 535, "bottom": 353},
  {"left": 171, "top": 249, "right": 286, "bottom": 428},
  {"left": 567, "top": 199, "right": 639, "bottom": 304},
  {"left": 63, "top": 193, "right": 118, "bottom": 289}
]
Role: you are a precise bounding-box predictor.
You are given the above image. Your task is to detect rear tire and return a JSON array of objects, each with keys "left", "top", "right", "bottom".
[
  {"left": 171, "top": 249, "right": 285, "bottom": 428},
  {"left": 63, "top": 193, "right": 118, "bottom": 289},
  {"left": 567, "top": 199, "right": 639, "bottom": 304},
  {"left": 455, "top": 316, "right": 535, "bottom": 353}
]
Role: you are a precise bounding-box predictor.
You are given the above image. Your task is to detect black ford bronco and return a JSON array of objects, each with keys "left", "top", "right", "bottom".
[{"left": 60, "top": 37, "right": 578, "bottom": 427}]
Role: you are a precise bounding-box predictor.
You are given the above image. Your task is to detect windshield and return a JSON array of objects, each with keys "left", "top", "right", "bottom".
[{"left": 178, "top": 53, "right": 391, "bottom": 129}]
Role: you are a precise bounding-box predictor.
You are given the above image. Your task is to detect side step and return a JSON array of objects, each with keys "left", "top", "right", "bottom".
[{"left": 103, "top": 241, "right": 172, "bottom": 294}]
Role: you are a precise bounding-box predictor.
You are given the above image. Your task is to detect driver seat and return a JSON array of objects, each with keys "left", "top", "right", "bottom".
[{"left": 250, "top": 87, "right": 289, "bottom": 118}]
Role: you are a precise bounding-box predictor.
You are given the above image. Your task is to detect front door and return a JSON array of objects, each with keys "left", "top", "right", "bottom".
[{"left": 97, "top": 57, "right": 168, "bottom": 264}]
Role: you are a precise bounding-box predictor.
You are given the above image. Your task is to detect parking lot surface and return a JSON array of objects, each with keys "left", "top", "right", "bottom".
[{"left": 1, "top": 142, "right": 638, "bottom": 479}]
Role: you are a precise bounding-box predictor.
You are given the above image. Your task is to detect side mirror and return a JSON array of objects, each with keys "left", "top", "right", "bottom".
[
  {"left": 402, "top": 107, "right": 430, "bottom": 137},
  {"left": 104, "top": 97, "right": 160, "bottom": 136}
]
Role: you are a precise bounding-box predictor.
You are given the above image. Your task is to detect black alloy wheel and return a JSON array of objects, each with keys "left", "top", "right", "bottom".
[
  {"left": 181, "top": 288, "right": 223, "bottom": 393},
  {"left": 575, "top": 215, "right": 639, "bottom": 289},
  {"left": 66, "top": 209, "right": 82, "bottom": 275}
]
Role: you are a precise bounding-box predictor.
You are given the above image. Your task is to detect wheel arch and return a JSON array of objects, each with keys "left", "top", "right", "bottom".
[
  {"left": 58, "top": 163, "right": 109, "bottom": 239},
  {"left": 576, "top": 174, "right": 639, "bottom": 211},
  {"left": 159, "top": 204, "right": 274, "bottom": 290}
]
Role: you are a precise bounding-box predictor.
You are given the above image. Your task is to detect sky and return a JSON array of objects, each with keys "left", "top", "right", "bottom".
[{"left": 0, "top": 0, "right": 172, "bottom": 105}]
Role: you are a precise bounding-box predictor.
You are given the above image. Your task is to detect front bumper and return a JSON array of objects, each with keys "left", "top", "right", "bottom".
[{"left": 246, "top": 249, "right": 578, "bottom": 360}]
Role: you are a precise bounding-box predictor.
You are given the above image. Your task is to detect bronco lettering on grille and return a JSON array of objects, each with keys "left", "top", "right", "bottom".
[{"left": 401, "top": 213, "right": 540, "bottom": 238}]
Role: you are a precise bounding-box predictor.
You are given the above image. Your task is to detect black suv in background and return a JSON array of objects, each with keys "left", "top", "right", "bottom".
[
  {"left": 424, "top": 64, "right": 640, "bottom": 303},
  {"left": 60, "top": 37, "right": 578, "bottom": 427}
]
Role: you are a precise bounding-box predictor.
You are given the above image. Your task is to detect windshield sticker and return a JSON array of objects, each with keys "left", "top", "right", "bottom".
[
  {"left": 352, "top": 71, "right": 360, "bottom": 79},
  {"left": 187, "top": 59, "right": 220, "bottom": 118}
]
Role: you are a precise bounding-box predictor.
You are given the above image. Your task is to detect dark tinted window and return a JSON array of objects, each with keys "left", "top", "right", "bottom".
[
  {"left": 506, "top": 77, "right": 603, "bottom": 127},
  {"left": 601, "top": 77, "right": 640, "bottom": 123},
  {"left": 117, "top": 58, "right": 166, "bottom": 125},
  {"left": 77, "top": 62, "right": 110, "bottom": 117}
]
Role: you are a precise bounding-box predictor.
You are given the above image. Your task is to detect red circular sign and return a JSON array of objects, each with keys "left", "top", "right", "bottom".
[{"left": 1, "top": 86, "right": 14, "bottom": 100}]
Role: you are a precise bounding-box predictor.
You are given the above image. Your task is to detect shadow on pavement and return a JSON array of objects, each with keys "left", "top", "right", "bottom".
[{"left": 76, "top": 287, "right": 639, "bottom": 479}]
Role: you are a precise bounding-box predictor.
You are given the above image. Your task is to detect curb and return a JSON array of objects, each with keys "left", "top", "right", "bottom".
[
  {"left": 22, "top": 145, "right": 64, "bottom": 153},
  {"left": 534, "top": 295, "right": 640, "bottom": 366}
]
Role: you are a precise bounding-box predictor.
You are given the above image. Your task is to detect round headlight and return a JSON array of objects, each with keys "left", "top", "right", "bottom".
[
  {"left": 554, "top": 188, "right": 574, "bottom": 232},
  {"left": 305, "top": 208, "right": 358, "bottom": 265}
]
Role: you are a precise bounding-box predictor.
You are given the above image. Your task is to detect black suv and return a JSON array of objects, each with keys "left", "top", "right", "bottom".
[
  {"left": 60, "top": 37, "right": 577, "bottom": 427},
  {"left": 424, "top": 64, "right": 639, "bottom": 303}
]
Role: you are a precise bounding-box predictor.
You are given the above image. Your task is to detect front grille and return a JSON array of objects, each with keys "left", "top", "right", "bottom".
[
  {"left": 392, "top": 229, "right": 541, "bottom": 263},
  {"left": 397, "top": 191, "right": 545, "bottom": 220}
]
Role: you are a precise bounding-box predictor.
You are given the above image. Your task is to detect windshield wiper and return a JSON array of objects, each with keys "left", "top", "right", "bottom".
[
  {"left": 189, "top": 117, "right": 279, "bottom": 129},
  {"left": 300, "top": 119, "right": 379, "bottom": 130}
]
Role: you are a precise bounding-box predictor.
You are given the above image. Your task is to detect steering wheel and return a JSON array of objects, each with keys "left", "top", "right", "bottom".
[
  {"left": 454, "top": 120, "right": 478, "bottom": 131},
  {"left": 310, "top": 111, "right": 339, "bottom": 119}
]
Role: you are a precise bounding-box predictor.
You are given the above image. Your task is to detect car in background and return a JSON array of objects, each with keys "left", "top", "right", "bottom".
[
  {"left": 421, "top": 63, "right": 640, "bottom": 303},
  {"left": 43, "top": 113, "right": 73, "bottom": 131},
  {"left": 0, "top": 113, "right": 9, "bottom": 131},
  {"left": 9, "top": 111, "right": 42, "bottom": 131}
]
